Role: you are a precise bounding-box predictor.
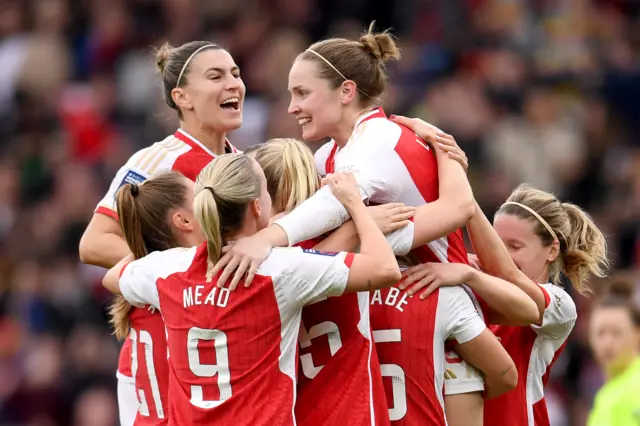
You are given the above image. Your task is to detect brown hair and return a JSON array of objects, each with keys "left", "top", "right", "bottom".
[
  {"left": 193, "top": 153, "right": 262, "bottom": 280},
  {"left": 154, "top": 41, "right": 223, "bottom": 118},
  {"left": 596, "top": 277, "right": 640, "bottom": 328},
  {"left": 497, "top": 184, "right": 610, "bottom": 294},
  {"left": 297, "top": 22, "right": 400, "bottom": 106},
  {"left": 252, "top": 138, "right": 320, "bottom": 214},
  {"left": 109, "top": 171, "right": 190, "bottom": 340}
]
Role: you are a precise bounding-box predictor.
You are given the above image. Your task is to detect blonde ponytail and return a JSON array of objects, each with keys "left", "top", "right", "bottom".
[
  {"left": 253, "top": 138, "right": 320, "bottom": 214},
  {"left": 498, "top": 184, "right": 610, "bottom": 294},
  {"left": 194, "top": 154, "right": 263, "bottom": 279},
  {"left": 109, "top": 295, "right": 133, "bottom": 341},
  {"left": 561, "top": 203, "right": 609, "bottom": 292},
  {"left": 193, "top": 188, "right": 223, "bottom": 281}
]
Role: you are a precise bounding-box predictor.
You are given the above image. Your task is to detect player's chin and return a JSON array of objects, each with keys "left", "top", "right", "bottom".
[
  {"left": 218, "top": 115, "right": 243, "bottom": 132},
  {"left": 300, "top": 124, "right": 321, "bottom": 142}
]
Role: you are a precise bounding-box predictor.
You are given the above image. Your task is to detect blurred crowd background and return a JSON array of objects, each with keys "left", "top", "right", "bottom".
[{"left": 0, "top": 0, "right": 639, "bottom": 425}]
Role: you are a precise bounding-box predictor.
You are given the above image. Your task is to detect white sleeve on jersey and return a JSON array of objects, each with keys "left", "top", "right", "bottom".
[
  {"left": 440, "top": 286, "right": 487, "bottom": 344},
  {"left": 96, "top": 149, "right": 151, "bottom": 216},
  {"left": 531, "top": 283, "right": 577, "bottom": 339},
  {"left": 258, "top": 247, "right": 351, "bottom": 306},
  {"left": 276, "top": 124, "right": 406, "bottom": 246},
  {"left": 386, "top": 222, "right": 415, "bottom": 256},
  {"left": 119, "top": 247, "right": 197, "bottom": 310}
]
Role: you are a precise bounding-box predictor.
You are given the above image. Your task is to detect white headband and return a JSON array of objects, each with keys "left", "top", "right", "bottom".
[
  {"left": 502, "top": 201, "right": 560, "bottom": 242},
  {"left": 305, "top": 49, "right": 371, "bottom": 99},
  {"left": 175, "top": 44, "right": 217, "bottom": 88}
]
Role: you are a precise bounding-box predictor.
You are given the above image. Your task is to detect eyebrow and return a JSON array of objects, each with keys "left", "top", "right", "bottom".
[
  {"left": 289, "top": 85, "right": 305, "bottom": 92},
  {"left": 204, "top": 66, "right": 240, "bottom": 74}
]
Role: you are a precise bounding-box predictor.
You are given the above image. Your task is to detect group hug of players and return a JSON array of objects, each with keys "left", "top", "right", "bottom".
[{"left": 78, "top": 24, "right": 611, "bottom": 426}]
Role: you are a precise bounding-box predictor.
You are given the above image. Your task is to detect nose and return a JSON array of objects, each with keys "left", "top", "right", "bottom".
[
  {"left": 288, "top": 97, "right": 299, "bottom": 115},
  {"left": 224, "top": 74, "right": 242, "bottom": 91}
]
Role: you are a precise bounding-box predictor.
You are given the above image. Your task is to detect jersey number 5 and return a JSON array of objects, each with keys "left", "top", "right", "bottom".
[
  {"left": 299, "top": 321, "right": 343, "bottom": 379},
  {"left": 187, "top": 327, "right": 232, "bottom": 409},
  {"left": 373, "top": 329, "right": 407, "bottom": 421}
]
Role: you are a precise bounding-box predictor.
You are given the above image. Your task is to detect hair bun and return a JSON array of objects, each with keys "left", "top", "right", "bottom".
[
  {"left": 607, "top": 277, "right": 635, "bottom": 299},
  {"left": 359, "top": 22, "right": 401, "bottom": 63},
  {"left": 155, "top": 42, "right": 174, "bottom": 73}
]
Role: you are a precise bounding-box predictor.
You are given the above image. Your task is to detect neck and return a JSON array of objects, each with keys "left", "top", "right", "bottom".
[
  {"left": 332, "top": 107, "right": 376, "bottom": 148},
  {"left": 225, "top": 222, "right": 260, "bottom": 244},
  {"left": 180, "top": 119, "right": 227, "bottom": 155}
]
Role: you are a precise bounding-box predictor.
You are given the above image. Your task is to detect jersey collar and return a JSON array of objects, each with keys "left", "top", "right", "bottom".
[
  {"left": 174, "top": 128, "right": 238, "bottom": 157},
  {"left": 354, "top": 107, "right": 386, "bottom": 130}
]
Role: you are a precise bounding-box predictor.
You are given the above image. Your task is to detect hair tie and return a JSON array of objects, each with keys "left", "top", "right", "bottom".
[
  {"left": 502, "top": 201, "right": 562, "bottom": 242},
  {"left": 130, "top": 184, "right": 139, "bottom": 197},
  {"left": 305, "top": 49, "right": 372, "bottom": 99},
  {"left": 204, "top": 186, "right": 216, "bottom": 197}
]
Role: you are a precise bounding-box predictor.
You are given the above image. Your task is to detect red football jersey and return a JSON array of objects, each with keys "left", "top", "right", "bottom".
[
  {"left": 315, "top": 108, "right": 480, "bottom": 424},
  {"left": 129, "top": 307, "right": 170, "bottom": 425},
  {"left": 104, "top": 128, "right": 238, "bottom": 390},
  {"left": 482, "top": 283, "right": 577, "bottom": 426},
  {"left": 295, "top": 292, "right": 389, "bottom": 426},
  {"left": 119, "top": 243, "right": 355, "bottom": 426}
]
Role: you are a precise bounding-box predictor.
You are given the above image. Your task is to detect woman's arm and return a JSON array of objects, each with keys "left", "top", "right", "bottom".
[
  {"left": 454, "top": 331, "right": 518, "bottom": 399},
  {"left": 467, "top": 201, "right": 547, "bottom": 321},
  {"left": 327, "top": 173, "right": 401, "bottom": 292},
  {"left": 103, "top": 255, "right": 135, "bottom": 294},
  {"left": 400, "top": 263, "right": 540, "bottom": 326},
  {"left": 79, "top": 214, "right": 132, "bottom": 268}
]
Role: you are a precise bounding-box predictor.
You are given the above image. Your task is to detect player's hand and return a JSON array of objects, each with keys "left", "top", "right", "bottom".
[
  {"left": 399, "top": 263, "right": 475, "bottom": 300},
  {"left": 390, "top": 114, "right": 440, "bottom": 144},
  {"left": 323, "top": 172, "right": 361, "bottom": 208},
  {"left": 210, "top": 236, "right": 272, "bottom": 290},
  {"left": 390, "top": 115, "right": 468, "bottom": 172},
  {"left": 433, "top": 132, "right": 468, "bottom": 172},
  {"left": 367, "top": 203, "right": 415, "bottom": 234}
]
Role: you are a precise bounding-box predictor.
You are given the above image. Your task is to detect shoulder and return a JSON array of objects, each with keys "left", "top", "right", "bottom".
[
  {"left": 130, "top": 246, "right": 198, "bottom": 279},
  {"left": 257, "top": 247, "right": 346, "bottom": 277},
  {"left": 539, "top": 283, "right": 577, "bottom": 317},
  {"left": 123, "top": 134, "right": 193, "bottom": 176},
  {"left": 354, "top": 117, "right": 403, "bottom": 149}
]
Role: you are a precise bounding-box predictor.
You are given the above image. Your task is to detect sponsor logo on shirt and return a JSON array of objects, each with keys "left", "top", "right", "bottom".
[
  {"left": 119, "top": 170, "right": 147, "bottom": 188},
  {"left": 302, "top": 249, "right": 338, "bottom": 257}
]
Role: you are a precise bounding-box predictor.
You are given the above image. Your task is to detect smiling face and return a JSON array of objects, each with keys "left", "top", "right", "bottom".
[
  {"left": 287, "top": 59, "right": 344, "bottom": 141},
  {"left": 173, "top": 49, "right": 245, "bottom": 133},
  {"left": 493, "top": 213, "right": 557, "bottom": 283}
]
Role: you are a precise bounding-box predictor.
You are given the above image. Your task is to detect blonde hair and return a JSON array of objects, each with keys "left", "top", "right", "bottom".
[
  {"left": 193, "top": 153, "right": 262, "bottom": 280},
  {"left": 497, "top": 184, "right": 610, "bottom": 294},
  {"left": 252, "top": 138, "right": 320, "bottom": 214}
]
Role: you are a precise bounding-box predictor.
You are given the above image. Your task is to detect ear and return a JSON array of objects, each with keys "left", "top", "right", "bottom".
[
  {"left": 340, "top": 80, "right": 358, "bottom": 105},
  {"left": 546, "top": 239, "right": 560, "bottom": 263},
  {"left": 250, "top": 198, "right": 261, "bottom": 218},
  {"left": 171, "top": 87, "right": 193, "bottom": 111},
  {"left": 172, "top": 210, "right": 194, "bottom": 233}
]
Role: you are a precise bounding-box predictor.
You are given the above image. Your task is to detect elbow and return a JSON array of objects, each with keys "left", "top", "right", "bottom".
[
  {"left": 503, "top": 363, "right": 518, "bottom": 391},
  {"left": 523, "top": 300, "right": 540, "bottom": 325},
  {"left": 458, "top": 197, "right": 475, "bottom": 224},
  {"left": 78, "top": 233, "right": 95, "bottom": 265},
  {"left": 377, "top": 263, "right": 402, "bottom": 288}
]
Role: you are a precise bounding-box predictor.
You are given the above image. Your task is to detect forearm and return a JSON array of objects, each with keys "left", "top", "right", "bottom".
[
  {"left": 467, "top": 202, "right": 518, "bottom": 279},
  {"left": 313, "top": 221, "right": 359, "bottom": 252},
  {"left": 79, "top": 233, "right": 132, "bottom": 269},
  {"left": 468, "top": 202, "right": 546, "bottom": 316},
  {"left": 275, "top": 186, "right": 350, "bottom": 246},
  {"left": 103, "top": 258, "right": 129, "bottom": 294},
  {"left": 465, "top": 269, "right": 539, "bottom": 326},
  {"left": 411, "top": 154, "right": 474, "bottom": 247}
]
